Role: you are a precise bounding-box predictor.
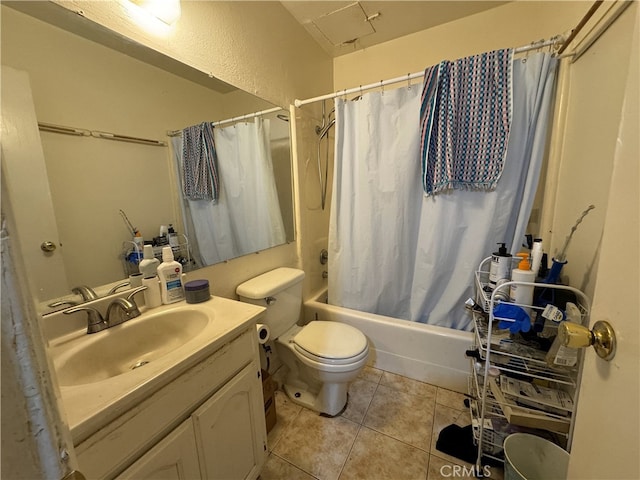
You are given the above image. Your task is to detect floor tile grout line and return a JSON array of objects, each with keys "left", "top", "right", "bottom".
[
  {"left": 357, "top": 423, "right": 433, "bottom": 455},
  {"left": 269, "top": 451, "right": 322, "bottom": 480},
  {"left": 351, "top": 381, "right": 380, "bottom": 426},
  {"left": 336, "top": 424, "right": 363, "bottom": 480}
]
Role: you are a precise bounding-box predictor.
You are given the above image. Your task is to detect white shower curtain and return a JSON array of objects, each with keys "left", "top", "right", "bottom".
[
  {"left": 328, "top": 53, "right": 558, "bottom": 330},
  {"left": 172, "top": 118, "right": 286, "bottom": 266}
]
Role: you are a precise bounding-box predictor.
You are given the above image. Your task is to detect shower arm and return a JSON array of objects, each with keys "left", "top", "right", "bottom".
[{"left": 316, "top": 100, "right": 335, "bottom": 211}]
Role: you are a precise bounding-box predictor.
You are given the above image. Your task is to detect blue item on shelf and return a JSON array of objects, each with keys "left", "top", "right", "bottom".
[
  {"left": 127, "top": 251, "right": 143, "bottom": 265},
  {"left": 494, "top": 303, "right": 531, "bottom": 334}
]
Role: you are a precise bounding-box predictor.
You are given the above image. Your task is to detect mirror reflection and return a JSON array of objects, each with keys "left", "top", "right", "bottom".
[{"left": 2, "top": 5, "right": 295, "bottom": 297}]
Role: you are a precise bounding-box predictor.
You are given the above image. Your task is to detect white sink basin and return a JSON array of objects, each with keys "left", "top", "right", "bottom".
[
  {"left": 46, "top": 296, "right": 265, "bottom": 441},
  {"left": 54, "top": 306, "right": 209, "bottom": 386}
]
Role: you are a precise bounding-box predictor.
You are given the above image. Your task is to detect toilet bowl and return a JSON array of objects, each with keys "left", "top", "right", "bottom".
[
  {"left": 236, "top": 268, "right": 369, "bottom": 416},
  {"left": 276, "top": 321, "right": 368, "bottom": 415}
]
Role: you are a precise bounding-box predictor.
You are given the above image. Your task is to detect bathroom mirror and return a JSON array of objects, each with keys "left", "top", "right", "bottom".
[{"left": 1, "top": 3, "right": 295, "bottom": 300}]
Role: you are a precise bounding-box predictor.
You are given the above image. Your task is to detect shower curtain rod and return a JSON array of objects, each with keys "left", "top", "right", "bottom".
[
  {"left": 38, "top": 122, "right": 167, "bottom": 146},
  {"left": 294, "top": 36, "right": 562, "bottom": 108},
  {"left": 166, "top": 106, "right": 283, "bottom": 137}
]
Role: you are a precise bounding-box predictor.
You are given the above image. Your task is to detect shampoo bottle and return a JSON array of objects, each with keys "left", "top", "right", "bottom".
[
  {"left": 489, "top": 243, "right": 512, "bottom": 289},
  {"left": 509, "top": 253, "right": 536, "bottom": 308},
  {"left": 157, "top": 246, "right": 185, "bottom": 304},
  {"left": 139, "top": 245, "right": 160, "bottom": 277}
]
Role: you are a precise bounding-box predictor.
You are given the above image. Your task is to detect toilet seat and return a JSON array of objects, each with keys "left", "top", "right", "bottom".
[{"left": 293, "top": 321, "right": 368, "bottom": 365}]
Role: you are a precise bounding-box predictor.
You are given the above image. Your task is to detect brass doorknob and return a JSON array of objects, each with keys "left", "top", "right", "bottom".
[
  {"left": 558, "top": 320, "right": 616, "bottom": 361},
  {"left": 41, "top": 241, "right": 57, "bottom": 252}
]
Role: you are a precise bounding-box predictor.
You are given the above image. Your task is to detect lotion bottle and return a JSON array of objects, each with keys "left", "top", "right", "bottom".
[
  {"left": 139, "top": 245, "right": 160, "bottom": 278},
  {"left": 157, "top": 246, "right": 185, "bottom": 304},
  {"left": 489, "top": 243, "right": 512, "bottom": 289},
  {"left": 509, "top": 253, "right": 536, "bottom": 308}
]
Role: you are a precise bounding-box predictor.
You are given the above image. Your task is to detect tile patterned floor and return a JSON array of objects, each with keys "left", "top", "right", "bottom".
[{"left": 261, "top": 367, "right": 504, "bottom": 480}]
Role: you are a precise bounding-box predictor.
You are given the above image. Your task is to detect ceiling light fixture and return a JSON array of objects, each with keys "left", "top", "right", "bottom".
[{"left": 129, "top": 0, "right": 181, "bottom": 25}]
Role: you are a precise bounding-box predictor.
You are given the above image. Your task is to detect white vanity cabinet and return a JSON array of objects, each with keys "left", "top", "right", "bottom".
[
  {"left": 117, "top": 421, "right": 201, "bottom": 480},
  {"left": 193, "top": 363, "right": 266, "bottom": 480},
  {"left": 76, "top": 326, "right": 268, "bottom": 479}
]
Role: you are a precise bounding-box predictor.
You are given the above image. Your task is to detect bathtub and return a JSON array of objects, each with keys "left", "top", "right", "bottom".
[{"left": 303, "top": 290, "right": 473, "bottom": 393}]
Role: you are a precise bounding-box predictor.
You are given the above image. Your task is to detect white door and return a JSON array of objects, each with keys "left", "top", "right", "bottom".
[
  {"left": 192, "top": 362, "right": 267, "bottom": 480},
  {"left": 1, "top": 66, "right": 70, "bottom": 301},
  {"left": 116, "top": 421, "right": 201, "bottom": 480},
  {"left": 567, "top": 12, "right": 639, "bottom": 479}
]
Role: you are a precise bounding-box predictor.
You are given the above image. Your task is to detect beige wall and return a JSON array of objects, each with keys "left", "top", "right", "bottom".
[
  {"left": 334, "top": 1, "right": 589, "bottom": 89},
  {"left": 292, "top": 103, "right": 335, "bottom": 299},
  {"left": 51, "top": 0, "right": 332, "bottom": 109},
  {"left": 543, "top": 4, "right": 636, "bottom": 299}
]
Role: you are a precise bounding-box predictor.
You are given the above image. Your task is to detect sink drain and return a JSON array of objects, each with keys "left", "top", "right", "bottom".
[{"left": 131, "top": 360, "right": 150, "bottom": 370}]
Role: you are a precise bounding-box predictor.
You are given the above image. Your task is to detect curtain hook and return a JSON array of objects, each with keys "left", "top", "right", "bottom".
[
  {"left": 380, "top": 80, "right": 384, "bottom": 96},
  {"left": 407, "top": 73, "right": 411, "bottom": 90}
]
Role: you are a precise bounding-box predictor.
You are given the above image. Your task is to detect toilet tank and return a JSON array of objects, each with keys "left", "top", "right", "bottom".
[{"left": 236, "top": 268, "right": 305, "bottom": 339}]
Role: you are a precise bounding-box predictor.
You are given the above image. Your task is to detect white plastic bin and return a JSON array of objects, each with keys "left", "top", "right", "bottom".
[{"left": 504, "top": 433, "right": 569, "bottom": 480}]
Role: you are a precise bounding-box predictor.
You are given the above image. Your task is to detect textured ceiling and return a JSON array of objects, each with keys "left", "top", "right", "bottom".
[{"left": 281, "top": 1, "right": 510, "bottom": 57}]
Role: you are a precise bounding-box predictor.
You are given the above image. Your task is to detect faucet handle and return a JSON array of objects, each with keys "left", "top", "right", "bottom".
[
  {"left": 126, "top": 286, "right": 148, "bottom": 303},
  {"left": 72, "top": 285, "right": 99, "bottom": 301},
  {"left": 63, "top": 306, "right": 107, "bottom": 334},
  {"left": 48, "top": 300, "right": 79, "bottom": 308},
  {"left": 107, "top": 281, "right": 131, "bottom": 295}
]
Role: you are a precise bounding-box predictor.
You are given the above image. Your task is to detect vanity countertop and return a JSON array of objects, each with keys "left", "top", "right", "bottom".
[{"left": 47, "top": 296, "right": 265, "bottom": 443}]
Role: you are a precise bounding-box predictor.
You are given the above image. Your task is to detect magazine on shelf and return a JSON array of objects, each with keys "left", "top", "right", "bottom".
[
  {"left": 500, "top": 375, "right": 574, "bottom": 413},
  {"left": 489, "top": 377, "right": 571, "bottom": 434}
]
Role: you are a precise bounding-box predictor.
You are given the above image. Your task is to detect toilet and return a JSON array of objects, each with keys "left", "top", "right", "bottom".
[{"left": 237, "top": 267, "right": 369, "bottom": 416}]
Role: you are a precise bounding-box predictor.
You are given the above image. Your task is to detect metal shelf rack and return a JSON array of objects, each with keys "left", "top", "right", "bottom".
[{"left": 469, "top": 257, "right": 590, "bottom": 469}]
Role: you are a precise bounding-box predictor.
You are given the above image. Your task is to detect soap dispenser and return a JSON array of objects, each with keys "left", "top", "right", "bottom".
[{"left": 509, "top": 253, "right": 536, "bottom": 307}]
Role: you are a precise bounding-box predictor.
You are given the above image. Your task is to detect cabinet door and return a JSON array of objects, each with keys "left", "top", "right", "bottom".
[
  {"left": 193, "top": 362, "right": 267, "bottom": 480},
  {"left": 116, "top": 421, "right": 201, "bottom": 480}
]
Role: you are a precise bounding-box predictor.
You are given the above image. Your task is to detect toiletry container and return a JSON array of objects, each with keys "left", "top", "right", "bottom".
[
  {"left": 157, "top": 246, "right": 185, "bottom": 304},
  {"left": 142, "top": 275, "right": 162, "bottom": 308},
  {"left": 489, "top": 243, "right": 512, "bottom": 288},
  {"left": 509, "top": 253, "right": 536, "bottom": 307},
  {"left": 168, "top": 224, "right": 179, "bottom": 247},
  {"left": 139, "top": 245, "right": 160, "bottom": 277},
  {"left": 531, "top": 239, "right": 544, "bottom": 279},
  {"left": 184, "top": 279, "right": 210, "bottom": 304}
]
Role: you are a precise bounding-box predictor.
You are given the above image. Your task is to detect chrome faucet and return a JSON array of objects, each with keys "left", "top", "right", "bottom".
[
  {"left": 107, "top": 281, "right": 131, "bottom": 295},
  {"left": 63, "top": 286, "right": 146, "bottom": 334},
  {"left": 63, "top": 305, "right": 107, "bottom": 334},
  {"left": 47, "top": 299, "right": 79, "bottom": 308},
  {"left": 105, "top": 297, "right": 141, "bottom": 327},
  {"left": 72, "top": 285, "right": 99, "bottom": 301}
]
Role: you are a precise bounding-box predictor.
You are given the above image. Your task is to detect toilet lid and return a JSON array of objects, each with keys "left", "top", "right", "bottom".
[{"left": 293, "top": 321, "right": 368, "bottom": 360}]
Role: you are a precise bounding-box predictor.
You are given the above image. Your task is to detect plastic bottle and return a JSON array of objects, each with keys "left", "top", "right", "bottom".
[
  {"left": 509, "top": 253, "right": 536, "bottom": 308},
  {"left": 168, "top": 224, "right": 179, "bottom": 248},
  {"left": 139, "top": 245, "right": 160, "bottom": 277},
  {"left": 157, "top": 246, "right": 185, "bottom": 304},
  {"left": 531, "top": 238, "right": 544, "bottom": 279},
  {"left": 142, "top": 275, "right": 162, "bottom": 308},
  {"left": 489, "top": 243, "right": 512, "bottom": 288}
]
